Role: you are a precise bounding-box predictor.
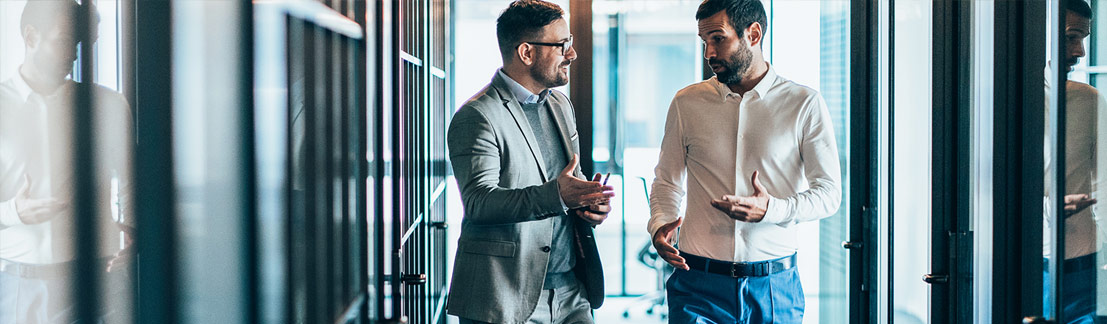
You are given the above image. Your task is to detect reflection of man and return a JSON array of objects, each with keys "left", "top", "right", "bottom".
[
  {"left": 648, "top": 0, "right": 841, "bottom": 322},
  {"left": 1043, "top": 1, "right": 1106, "bottom": 323},
  {"left": 0, "top": 1, "right": 133, "bottom": 323},
  {"left": 445, "top": 1, "right": 614, "bottom": 323}
]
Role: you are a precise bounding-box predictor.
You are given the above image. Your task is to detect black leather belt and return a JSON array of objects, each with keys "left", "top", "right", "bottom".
[
  {"left": 681, "top": 251, "right": 796, "bottom": 277},
  {"left": 1064, "top": 254, "right": 1097, "bottom": 273}
]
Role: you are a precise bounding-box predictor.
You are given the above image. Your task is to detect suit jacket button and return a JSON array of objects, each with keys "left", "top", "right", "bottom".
[{"left": 541, "top": 246, "right": 551, "bottom": 252}]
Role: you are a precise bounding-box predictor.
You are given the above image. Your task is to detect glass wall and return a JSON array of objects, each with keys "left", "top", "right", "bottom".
[
  {"left": 0, "top": 0, "right": 135, "bottom": 323},
  {"left": 1046, "top": 0, "right": 1107, "bottom": 322},
  {"left": 891, "top": 0, "right": 932, "bottom": 323}
]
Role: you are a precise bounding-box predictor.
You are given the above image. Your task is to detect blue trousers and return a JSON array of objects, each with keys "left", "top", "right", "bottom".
[
  {"left": 665, "top": 259, "right": 804, "bottom": 324},
  {"left": 1043, "top": 254, "right": 1097, "bottom": 324}
]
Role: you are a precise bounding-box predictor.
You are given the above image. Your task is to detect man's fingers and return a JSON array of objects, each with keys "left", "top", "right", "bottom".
[
  {"left": 654, "top": 238, "right": 678, "bottom": 255},
  {"left": 710, "top": 199, "right": 732, "bottom": 212},
  {"left": 18, "top": 174, "right": 32, "bottom": 197},
  {"left": 575, "top": 210, "right": 605, "bottom": 224},
  {"left": 658, "top": 251, "right": 688, "bottom": 270},
  {"left": 588, "top": 204, "right": 612, "bottom": 213},
  {"left": 592, "top": 173, "right": 602, "bottom": 182}
]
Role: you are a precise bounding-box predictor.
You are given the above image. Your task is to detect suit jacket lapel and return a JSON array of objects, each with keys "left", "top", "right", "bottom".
[
  {"left": 491, "top": 74, "right": 550, "bottom": 182},
  {"left": 545, "top": 98, "right": 579, "bottom": 177}
]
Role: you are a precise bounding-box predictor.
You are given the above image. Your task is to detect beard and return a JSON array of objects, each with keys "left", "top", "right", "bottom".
[
  {"left": 709, "top": 45, "right": 753, "bottom": 85},
  {"left": 531, "top": 59, "right": 571, "bottom": 89}
]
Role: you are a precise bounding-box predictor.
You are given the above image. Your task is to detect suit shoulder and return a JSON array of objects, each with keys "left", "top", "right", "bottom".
[{"left": 460, "top": 84, "right": 502, "bottom": 114}]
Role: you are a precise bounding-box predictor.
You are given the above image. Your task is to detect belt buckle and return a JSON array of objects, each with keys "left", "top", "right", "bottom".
[{"left": 730, "top": 264, "right": 739, "bottom": 278}]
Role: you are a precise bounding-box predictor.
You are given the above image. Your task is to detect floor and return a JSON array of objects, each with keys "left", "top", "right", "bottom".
[
  {"left": 594, "top": 296, "right": 669, "bottom": 324},
  {"left": 443, "top": 296, "right": 668, "bottom": 324}
]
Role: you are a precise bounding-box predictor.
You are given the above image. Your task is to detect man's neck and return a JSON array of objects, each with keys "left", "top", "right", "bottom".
[
  {"left": 18, "top": 64, "right": 63, "bottom": 96},
  {"left": 502, "top": 66, "right": 547, "bottom": 95},
  {"left": 727, "top": 61, "right": 769, "bottom": 94}
]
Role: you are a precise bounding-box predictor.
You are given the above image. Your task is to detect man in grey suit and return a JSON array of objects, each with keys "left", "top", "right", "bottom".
[{"left": 446, "top": 1, "right": 614, "bottom": 323}]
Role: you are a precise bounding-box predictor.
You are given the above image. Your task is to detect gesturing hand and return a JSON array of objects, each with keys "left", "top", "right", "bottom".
[
  {"left": 652, "top": 217, "right": 687, "bottom": 270},
  {"left": 574, "top": 173, "right": 612, "bottom": 226},
  {"left": 557, "top": 154, "right": 615, "bottom": 209},
  {"left": 13, "top": 175, "right": 67, "bottom": 225},
  {"left": 1064, "top": 193, "right": 1097, "bottom": 216},
  {"left": 711, "top": 170, "right": 769, "bottom": 223}
]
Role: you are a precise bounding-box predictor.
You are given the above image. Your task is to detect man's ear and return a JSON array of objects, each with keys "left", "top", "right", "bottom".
[
  {"left": 516, "top": 43, "right": 535, "bottom": 66},
  {"left": 22, "top": 25, "right": 38, "bottom": 49},
  {"left": 746, "top": 22, "right": 764, "bottom": 48}
]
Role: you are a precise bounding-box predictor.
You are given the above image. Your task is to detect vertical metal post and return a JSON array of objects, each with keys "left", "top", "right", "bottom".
[
  {"left": 847, "top": 0, "right": 883, "bottom": 322},
  {"left": 238, "top": 1, "right": 259, "bottom": 322},
  {"left": 73, "top": 0, "right": 101, "bottom": 322},
  {"left": 134, "top": 1, "right": 176, "bottom": 323},
  {"left": 569, "top": 0, "right": 594, "bottom": 177}
]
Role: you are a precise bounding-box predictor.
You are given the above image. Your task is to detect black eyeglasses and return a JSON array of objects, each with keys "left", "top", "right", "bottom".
[{"left": 526, "top": 35, "right": 574, "bottom": 56}]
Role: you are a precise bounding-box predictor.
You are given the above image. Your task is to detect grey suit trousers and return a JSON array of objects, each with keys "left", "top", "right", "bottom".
[{"left": 456, "top": 278, "right": 593, "bottom": 324}]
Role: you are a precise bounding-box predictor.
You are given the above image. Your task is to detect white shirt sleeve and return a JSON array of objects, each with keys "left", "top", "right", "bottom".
[
  {"left": 761, "top": 95, "right": 843, "bottom": 224},
  {"left": 0, "top": 198, "right": 22, "bottom": 229},
  {"left": 648, "top": 98, "right": 687, "bottom": 237}
]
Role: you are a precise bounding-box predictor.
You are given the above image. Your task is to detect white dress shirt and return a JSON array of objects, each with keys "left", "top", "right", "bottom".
[
  {"left": 1042, "top": 78, "right": 1107, "bottom": 260},
  {"left": 648, "top": 64, "right": 842, "bottom": 262},
  {"left": 0, "top": 72, "right": 133, "bottom": 264}
]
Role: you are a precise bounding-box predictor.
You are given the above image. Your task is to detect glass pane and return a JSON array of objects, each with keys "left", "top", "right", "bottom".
[
  {"left": 173, "top": 1, "right": 249, "bottom": 322},
  {"left": 590, "top": 3, "right": 701, "bottom": 310},
  {"left": 971, "top": 1, "right": 995, "bottom": 323},
  {"left": 767, "top": 1, "right": 852, "bottom": 323},
  {"left": 1052, "top": 0, "right": 1103, "bottom": 322},
  {"left": 1, "top": 0, "right": 135, "bottom": 322},
  {"left": 892, "top": 0, "right": 932, "bottom": 323}
]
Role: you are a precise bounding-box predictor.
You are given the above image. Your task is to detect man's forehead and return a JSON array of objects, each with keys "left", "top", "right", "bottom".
[
  {"left": 698, "top": 11, "right": 732, "bottom": 36},
  {"left": 1066, "top": 12, "right": 1091, "bottom": 29},
  {"left": 541, "top": 18, "right": 571, "bottom": 40}
]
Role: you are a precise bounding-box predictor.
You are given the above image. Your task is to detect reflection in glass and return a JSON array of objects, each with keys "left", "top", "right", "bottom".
[
  {"left": 0, "top": 0, "right": 134, "bottom": 323},
  {"left": 1047, "top": 0, "right": 1104, "bottom": 322}
]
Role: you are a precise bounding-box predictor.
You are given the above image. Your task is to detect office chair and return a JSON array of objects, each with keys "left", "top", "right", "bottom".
[{"left": 621, "top": 177, "right": 671, "bottom": 320}]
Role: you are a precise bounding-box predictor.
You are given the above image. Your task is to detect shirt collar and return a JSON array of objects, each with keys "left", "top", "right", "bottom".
[
  {"left": 713, "top": 62, "right": 778, "bottom": 101},
  {"left": 497, "top": 68, "right": 549, "bottom": 105},
  {"left": 9, "top": 68, "right": 35, "bottom": 103}
]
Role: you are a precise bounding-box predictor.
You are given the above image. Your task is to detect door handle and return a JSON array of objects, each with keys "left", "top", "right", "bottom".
[
  {"left": 841, "top": 241, "right": 863, "bottom": 249},
  {"left": 922, "top": 274, "right": 949, "bottom": 284},
  {"left": 401, "top": 273, "right": 427, "bottom": 285}
]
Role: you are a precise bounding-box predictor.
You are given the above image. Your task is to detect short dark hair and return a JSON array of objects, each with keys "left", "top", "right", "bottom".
[
  {"left": 695, "top": 0, "right": 768, "bottom": 40},
  {"left": 496, "top": 0, "right": 565, "bottom": 62},
  {"left": 1068, "top": 0, "right": 1093, "bottom": 19},
  {"left": 20, "top": 0, "right": 100, "bottom": 40}
]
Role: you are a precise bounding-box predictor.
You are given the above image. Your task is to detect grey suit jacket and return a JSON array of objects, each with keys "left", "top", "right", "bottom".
[{"left": 445, "top": 73, "right": 604, "bottom": 323}]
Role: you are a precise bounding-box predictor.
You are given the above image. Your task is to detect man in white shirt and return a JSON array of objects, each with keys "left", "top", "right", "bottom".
[
  {"left": 1042, "top": 1, "right": 1105, "bottom": 323},
  {"left": 648, "top": 0, "right": 841, "bottom": 322},
  {"left": 0, "top": 1, "right": 134, "bottom": 323}
]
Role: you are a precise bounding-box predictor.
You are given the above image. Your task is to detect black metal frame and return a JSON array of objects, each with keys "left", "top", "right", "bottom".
[
  {"left": 1047, "top": 0, "right": 1069, "bottom": 321},
  {"left": 991, "top": 1, "right": 1047, "bottom": 322},
  {"left": 931, "top": 0, "right": 974, "bottom": 322},
  {"left": 281, "top": 2, "right": 366, "bottom": 323},
  {"left": 130, "top": 1, "right": 178, "bottom": 323},
  {"left": 388, "top": 1, "right": 451, "bottom": 323},
  {"left": 847, "top": 0, "right": 883, "bottom": 322}
]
